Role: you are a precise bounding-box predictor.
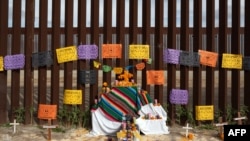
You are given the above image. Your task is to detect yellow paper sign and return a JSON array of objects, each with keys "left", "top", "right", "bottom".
[
  {"left": 102, "top": 44, "right": 122, "bottom": 58},
  {"left": 129, "top": 44, "right": 150, "bottom": 59},
  {"left": 221, "top": 53, "right": 242, "bottom": 69},
  {"left": 63, "top": 89, "right": 82, "bottom": 104},
  {"left": 0, "top": 56, "right": 3, "bottom": 71},
  {"left": 199, "top": 50, "right": 218, "bottom": 67},
  {"left": 56, "top": 46, "right": 78, "bottom": 63},
  {"left": 146, "top": 70, "right": 164, "bottom": 85},
  {"left": 38, "top": 104, "right": 57, "bottom": 120},
  {"left": 113, "top": 67, "right": 123, "bottom": 74},
  {"left": 195, "top": 105, "right": 214, "bottom": 120}
]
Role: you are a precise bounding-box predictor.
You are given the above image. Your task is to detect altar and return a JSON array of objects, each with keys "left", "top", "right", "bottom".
[{"left": 90, "top": 86, "right": 169, "bottom": 136}]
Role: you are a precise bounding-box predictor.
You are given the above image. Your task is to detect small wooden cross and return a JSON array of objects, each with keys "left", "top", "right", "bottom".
[
  {"left": 233, "top": 112, "right": 247, "bottom": 125},
  {"left": 10, "top": 119, "right": 20, "bottom": 133},
  {"left": 182, "top": 123, "right": 193, "bottom": 138},
  {"left": 215, "top": 117, "right": 228, "bottom": 135},
  {"left": 43, "top": 119, "right": 57, "bottom": 141}
]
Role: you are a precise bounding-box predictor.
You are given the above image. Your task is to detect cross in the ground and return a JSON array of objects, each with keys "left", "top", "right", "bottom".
[
  {"left": 215, "top": 117, "right": 228, "bottom": 135},
  {"left": 10, "top": 119, "right": 20, "bottom": 133},
  {"left": 182, "top": 123, "right": 193, "bottom": 138},
  {"left": 43, "top": 119, "right": 57, "bottom": 141},
  {"left": 233, "top": 112, "right": 247, "bottom": 125}
]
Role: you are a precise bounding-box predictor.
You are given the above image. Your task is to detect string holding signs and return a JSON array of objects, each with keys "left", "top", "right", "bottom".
[
  {"left": 102, "top": 44, "right": 122, "bottom": 58},
  {"left": 163, "top": 48, "right": 180, "bottom": 64},
  {"left": 56, "top": 46, "right": 78, "bottom": 63},
  {"left": 146, "top": 70, "right": 164, "bottom": 85},
  {"left": 169, "top": 89, "right": 188, "bottom": 105},
  {"left": 179, "top": 51, "right": 200, "bottom": 67},
  {"left": 32, "top": 51, "right": 53, "bottom": 68},
  {"left": 129, "top": 44, "right": 150, "bottom": 59},
  {"left": 77, "top": 44, "right": 98, "bottom": 59},
  {"left": 0, "top": 56, "right": 3, "bottom": 71},
  {"left": 78, "top": 70, "right": 97, "bottom": 84},
  {"left": 222, "top": 53, "right": 242, "bottom": 69},
  {"left": 4, "top": 54, "right": 25, "bottom": 70},
  {"left": 38, "top": 104, "right": 57, "bottom": 120},
  {"left": 63, "top": 89, "right": 82, "bottom": 105},
  {"left": 199, "top": 50, "right": 218, "bottom": 67},
  {"left": 195, "top": 105, "right": 214, "bottom": 120}
]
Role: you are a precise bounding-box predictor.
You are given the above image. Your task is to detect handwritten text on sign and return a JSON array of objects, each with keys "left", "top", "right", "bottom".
[
  {"left": 63, "top": 89, "right": 82, "bottom": 105},
  {"left": 195, "top": 105, "right": 214, "bottom": 120},
  {"left": 56, "top": 46, "right": 78, "bottom": 63},
  {"left": 222, "top": 53, "right": 242, "bottom": 69},
  {"left": 38, "top": 104, "right": 57, "bottom": 120},
  {"left": 102, "top": 44, "right": 122, "bottom": 58},
  {"left": 129, "top": 45, "right": 150, "bottom": 59}
]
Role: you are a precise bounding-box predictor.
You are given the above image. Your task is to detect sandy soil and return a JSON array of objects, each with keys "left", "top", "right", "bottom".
[{"left": 0, "top": 124, "right": 223, "bottom": 141}]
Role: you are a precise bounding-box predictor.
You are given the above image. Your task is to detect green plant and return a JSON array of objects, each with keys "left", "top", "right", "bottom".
[
  {"left": 29, "top": 106, "right": 35, "bottom": 125},
  {"left": 175, "top": 105, "right": 195, "bottom": 126},
  {"left": 14, "top": 107, "right": 25, "bottom": 123},
  {"left": 52, "top": 126, "right": 66, "bottom": 133},
  {"left": 81, "top": 109, "right": 90, "bottom": 128},
  {"left": 69, "top": 105, "right": 82, "bottom": 128}
]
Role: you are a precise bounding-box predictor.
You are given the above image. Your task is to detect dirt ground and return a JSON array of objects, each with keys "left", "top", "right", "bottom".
[{"left": 0, "top": 123, "right": 223, "bottom": 141}]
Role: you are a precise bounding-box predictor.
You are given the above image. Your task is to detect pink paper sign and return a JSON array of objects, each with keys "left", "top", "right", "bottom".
[{"left": 169, "top": 89, "right": 188, "bottom": 105}]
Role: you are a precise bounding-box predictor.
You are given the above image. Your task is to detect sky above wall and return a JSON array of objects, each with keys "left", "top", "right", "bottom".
[{"left": 7, "top": 0, "right": 245, "bottom": 28}]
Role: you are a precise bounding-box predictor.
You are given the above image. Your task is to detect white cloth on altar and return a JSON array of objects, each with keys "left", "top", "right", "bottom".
[
  {"left": 89, "top": 108, "right": 121, "bottom": 136},
  {"left": 136, "top": 103, "right": 170, "bottom": 135}
]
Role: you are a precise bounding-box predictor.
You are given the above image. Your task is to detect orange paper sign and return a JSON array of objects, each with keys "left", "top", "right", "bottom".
[
  {"left": 102, "top": 44, "right": 122, "bottom": 58},
  {"left": 146, "top": 70, "right": 164, "bottom": 85},
  {"left": 38, "top": 104, "right": 57, "bottom": 120},
  {"left": 199, "top": 50, "right": 218, "bottom": 67}
]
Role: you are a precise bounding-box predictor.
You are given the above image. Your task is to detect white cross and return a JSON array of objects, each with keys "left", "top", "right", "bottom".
[
  {"left": 233, "top": 112, "right": 247, "bottom": 125},
  {"left": 10, "top": 119, "right": 20, "bottom": 133},
  {"left": 215, "top": 122, "right": 228, "bottom": 135},
  {"left": 182, "top": 123, "right": 193, "bottom": 138},
  {"left": 43, "top": 119, "right": 57, "bottom": 141}
]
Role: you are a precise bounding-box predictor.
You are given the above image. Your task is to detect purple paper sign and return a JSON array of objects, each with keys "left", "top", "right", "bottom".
[
  {"left": 77, "top": 45, "right": 98, "bottom": 59},
  {"left": 169, "top": 89, "right": 188, "bottom": 105},
  {"left": 4, "top": 54, "right": 25, "bottom": 70},
  {"left": 163, "top": 48, "right": 180, "bottom": 64}
]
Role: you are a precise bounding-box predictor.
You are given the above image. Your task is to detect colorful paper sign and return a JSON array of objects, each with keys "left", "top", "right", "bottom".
[
  {"left": 179, "top": 51, "right": 200, "bottom": 67},
  {"left": 222, "top": 53, "right": 242, "bottom": 69},
  {"left": 77, "top": 44, "right": 98, "bottom": 59},
  {"left": 93, "top": 61, "right": 101, "bottom": 68},
  {"left": 102, "top": 65, "right": 112, "bottom": 72},
  {"left": 0, "top": 56, "right": 3, "bottom": 71},
  {"left": 136, "top": 62, "right": 145, "bottom": 70},
  {"left": 4, "top": 54, "right": 25, "bottom": 70},
  {"left": 146, "top": 70, "right": 164, "bottom": 85},
  {"left": 169, "top": 89, "right": 188, "bottom": 105},
  {"left": 38, "top": 104, "right": 57, "bottom": 120},
  {"left": 78, "top": 70, "right": 97, "bottom": 84},
  {"left": 56, "top": 46, "right": 78, "bottom": 63},
  {"left": 63, "top": 89, "right": 82, "bottom": 104},
  {"left": 32, "top": 51, "right": 53, "bottom": 68},
  {"left": 163, "top": 48, "right": 180, "bottom": 64},
  {"left": 113, "top": 67, "right": 123, "bottom": 74},
  {"left": 195, "top": 105, "right": 214, "bottom": 120},
  {"left": 102, "top": 44, "right": 122, "bottom": 58},
  {"left": 129, "top": 44, "right": 150, "bottom": 59},
  {"left": 199, "top": 50, "right": 218, "bottom": 67},
  {"left": 243, "top": 56, "right": 250, "bottom": 70}
]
